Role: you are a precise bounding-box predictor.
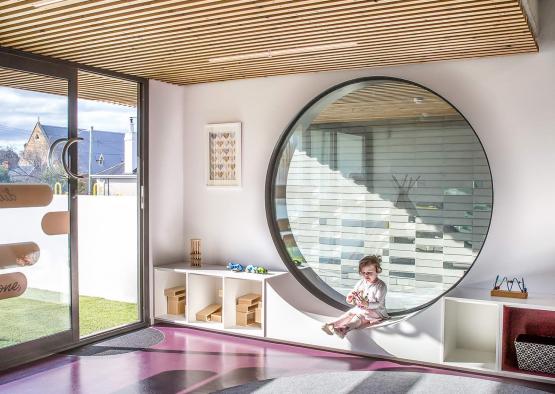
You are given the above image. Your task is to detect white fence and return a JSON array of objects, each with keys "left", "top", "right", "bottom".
[{"left": 0, "top": 195, "right": 138, "bottom": 303}]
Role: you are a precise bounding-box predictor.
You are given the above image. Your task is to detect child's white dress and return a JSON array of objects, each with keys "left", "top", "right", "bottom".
[{"left": 350, "top": 278, "right": 389, "bottom": 321}]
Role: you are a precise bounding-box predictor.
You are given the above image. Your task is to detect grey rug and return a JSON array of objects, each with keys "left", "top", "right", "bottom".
[
  {"left": 64, "top": 327, "right": 164, "bottom": 356},
  {"left": 213, "top": 371, "right": 551, "bottom": 394}
]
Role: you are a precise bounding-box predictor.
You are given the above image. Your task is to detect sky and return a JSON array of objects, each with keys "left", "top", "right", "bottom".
[{"left": 0, "top": 86, "right": 136, "bottom": 152}]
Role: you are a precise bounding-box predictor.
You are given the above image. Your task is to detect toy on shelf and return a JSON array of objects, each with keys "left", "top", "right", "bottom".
[
  {"left": 236, "top": 293, "right": 261, "bottom": 327},
  {"left": 292, "top": 259, "right": 303, "bottom": 266},
  {"left": 196, "top": 303, "right": 221, "bottom": 322},
  {"left": 164, "top": 286, "right": 186, "bottom": 315},
  {"left": 190, "top": 239, "right": 202, "bottom": 267},
  {"left": 245, "top": 264, "right": 268, "bottom": 274},
  {"left": 491, "top": 275, "right": 528, "bottom": 299},
  {"left": 227, "top": 262, "right": 244, "bottom": 272}
]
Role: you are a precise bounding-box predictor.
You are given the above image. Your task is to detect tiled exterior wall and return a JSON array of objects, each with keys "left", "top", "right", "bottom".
[{"left": 283, "top": 119, "right": 492, "bottom": 311}]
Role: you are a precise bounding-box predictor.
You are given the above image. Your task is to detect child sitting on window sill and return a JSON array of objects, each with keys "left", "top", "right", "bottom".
[{"left": 321, "top": 255, "right": 389, "bottom": 338}]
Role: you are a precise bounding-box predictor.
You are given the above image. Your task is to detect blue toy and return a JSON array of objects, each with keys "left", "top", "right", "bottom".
[
  {"left": 246, "top": 264, "right": 256, "bottom": 273},
  {"left": 227, "top": 262, "right": 244, "bottom": 272}
]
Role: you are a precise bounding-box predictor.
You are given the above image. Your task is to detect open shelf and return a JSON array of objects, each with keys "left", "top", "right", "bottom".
[
  {"left": 224, "top": 277, "right": 263, "bottom": 337},
  {"left": 502, "top": 305, "right": 555, "bottom": 378},
  {"left": 443, "top": 298, "right": 498, "bottom": 370},
  {"left": 187, "top": 273, "right": 223, "bottom": 325},
  {"left": 154, "top": 269, "right": 186, "bottom": 320}
]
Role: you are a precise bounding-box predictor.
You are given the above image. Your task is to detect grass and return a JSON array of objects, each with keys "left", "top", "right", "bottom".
[{"left": 0, "top": 289, "right": 137, "bottom": 348}]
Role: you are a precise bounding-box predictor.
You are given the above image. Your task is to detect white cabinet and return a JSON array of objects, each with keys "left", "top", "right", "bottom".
[
  {"left": 443, "top": 288, "right": 555, "bottom": 383},
  {"left": 442, "top": 298, "right": 499, "bottom": 371},
  {"left": 153, "top": 263, "right": 284, "bottom": 338}
]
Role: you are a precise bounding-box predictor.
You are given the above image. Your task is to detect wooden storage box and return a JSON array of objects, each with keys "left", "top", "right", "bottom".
[
  {"left": 236, "top": 310, "right": 255, "bottom": 326},
  {"left": 211, "top": 310, "right": 222, "bottom": 323},
  {"left": 196, "top": 303, "right": 221, "bottom": 322},
  {"left": 255, "top": 306, "right": 262, "bottom": 324},
  {"left": 165, "top": 286, "right": 186, "bottom": 315},
  {"left": 237, "top": 301, "right": 260, "bottom": 313},
  {"left": 237, "top": 293, "right": 261, "bottom": 305}
]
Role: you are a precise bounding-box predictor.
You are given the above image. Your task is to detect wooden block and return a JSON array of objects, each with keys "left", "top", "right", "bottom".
[
  {"left": 237, "top": 293, "right": 261, "bottom": 305},
  {"left": 196, "top": 304, "right": 221, "bottom": 321},
  {"left": 211, "top": 310, "right": 222, "bottom": 323},
  {"left": 236, "top": 302, "right": 259, "bottom": 313},
  {"left": 491, "top": 289, "right": 528, "bottom": 299},
  {"left": 167, "top": 295, "right": 185, "bottom": 315},
  {"left": 164, "top": 286, "right": 185, "bottom": 297},
  {"left": 236, "top": 310, "right": 255, "bottom": 326},
  {"left": 255, "top": 307, "right": 262, "bottom": 324}
]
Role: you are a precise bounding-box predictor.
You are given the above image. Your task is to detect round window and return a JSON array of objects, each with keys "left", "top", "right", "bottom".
[{"left": 266, "top": 77, "right": 493, "bottom": 316}]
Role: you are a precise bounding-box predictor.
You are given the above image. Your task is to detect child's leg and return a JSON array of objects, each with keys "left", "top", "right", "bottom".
[{"left": 330, "top": 311, "right": 356, "bottom": 329}]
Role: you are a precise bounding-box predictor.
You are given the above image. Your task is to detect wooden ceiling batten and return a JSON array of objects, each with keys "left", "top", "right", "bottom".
[
  {"left": 2, "top": 0, "right": 518, "bottom": 46},
  {"left": 73, "top": 24, "right": 531, "bottom": 69},
  {"left": 0, "top": 0, "right": 538, "bottom": 86}
]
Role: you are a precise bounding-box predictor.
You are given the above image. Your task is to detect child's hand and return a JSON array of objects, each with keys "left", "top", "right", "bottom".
[{"left": 346, "top": 291, "right": 356, "bottom": 304}]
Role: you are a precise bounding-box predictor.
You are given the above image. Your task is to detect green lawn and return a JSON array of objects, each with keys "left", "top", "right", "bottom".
[{"left": 0, "top": 290, "right": 137, "bottom": 348}]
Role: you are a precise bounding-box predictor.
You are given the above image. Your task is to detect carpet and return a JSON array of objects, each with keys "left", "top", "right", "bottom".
[
  {"left": 64, "top": 327, "right": 165, "bottom": 356},
  {"left": 213, "top": 371, "right": 550, "bottom": 394}
]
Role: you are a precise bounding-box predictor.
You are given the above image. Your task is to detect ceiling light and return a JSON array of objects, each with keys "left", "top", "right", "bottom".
[{"left": 208, "top": 42, "right": 358, "bottom": 63}]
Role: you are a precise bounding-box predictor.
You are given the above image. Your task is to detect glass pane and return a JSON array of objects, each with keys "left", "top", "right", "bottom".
[
  {"left": 77, "top": 70, "right": 139, "bottom": 337},
  {"left": 271, "top": 79, "right": 493, "bottom": 315},
  {"left": 0, "top": 67, "right": 71, "bottom": 347}
]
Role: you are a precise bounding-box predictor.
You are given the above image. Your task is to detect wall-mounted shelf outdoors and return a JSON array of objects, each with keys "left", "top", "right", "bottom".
[
  {"left": 444, "top": 288, "right": 555, "bottom": 383},
  {"left": 154, "top": 263, "right": 286, "bottom": 338}
]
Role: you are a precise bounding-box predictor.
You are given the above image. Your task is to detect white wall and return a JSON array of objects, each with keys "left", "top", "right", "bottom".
[
  {"left": 148, "top": 0, "right": 555, "bottom": 357},
  {"left": 171, "top": 6, "right": 555, "bottom": 293},
  {"left": 148, "top": 79, "right": 186, "bottom": 319}
]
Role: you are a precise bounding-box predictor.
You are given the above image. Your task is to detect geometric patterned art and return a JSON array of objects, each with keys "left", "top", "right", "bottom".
[
  {"left": 515, "top": 335, "right": 555, "bottom": 374},
  {"left": 206, "top": 123, "right": 242, "bottom": 187}
]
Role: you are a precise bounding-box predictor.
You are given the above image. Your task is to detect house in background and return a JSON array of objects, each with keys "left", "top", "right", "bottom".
[{"left": 18, "top": 119, "right": 137, "bottom": 195}]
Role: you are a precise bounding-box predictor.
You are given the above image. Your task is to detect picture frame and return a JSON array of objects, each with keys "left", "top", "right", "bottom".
[{"left": 206, "top": 122, "right": 242, "bottom": 187}]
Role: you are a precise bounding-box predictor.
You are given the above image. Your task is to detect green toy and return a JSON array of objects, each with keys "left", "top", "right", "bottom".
[{"left": 256, "top": 266, "right": 268, "bottom": 274}]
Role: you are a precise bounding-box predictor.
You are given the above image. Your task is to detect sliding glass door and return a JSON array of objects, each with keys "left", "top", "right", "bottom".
[
  {"left": 0, "top": 54, "right": 78, "bottom": 368},
  {"left": 0, "top": 50, "right": 146, "bottom": 369}
]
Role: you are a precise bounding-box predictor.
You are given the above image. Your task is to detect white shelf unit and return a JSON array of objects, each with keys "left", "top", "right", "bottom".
[
  {"left": 442, "top": 298, "right": 499, "bottom": 371},
  {"left": 224, "top": 277, "right": 264, "bottom": 337},
  {"left": 154, "top": 268, "right": 187, "bottom": 322},
  {"left": 153, "top": 263, "right": 284, "bottom": 337},
  {"left": 188, "top": 273, "right": 223, "bottom": 329},
  {"left": 444, "top": 288, "right": 555, "bottom": 383}
]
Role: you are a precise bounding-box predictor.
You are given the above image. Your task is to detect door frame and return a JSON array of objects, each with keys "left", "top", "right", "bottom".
[{"left": 0, "top": 47, "right": 150, "bottom": 370}]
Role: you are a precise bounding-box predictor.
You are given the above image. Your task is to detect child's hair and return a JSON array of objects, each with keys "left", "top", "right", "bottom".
[{"left": 358, "top": 255, "right": 382, "bottom": 274}]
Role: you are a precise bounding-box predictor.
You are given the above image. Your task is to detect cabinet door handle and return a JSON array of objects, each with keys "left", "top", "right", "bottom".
[{"left": 61, "top": 137, "right": 84, "bottom": 180}]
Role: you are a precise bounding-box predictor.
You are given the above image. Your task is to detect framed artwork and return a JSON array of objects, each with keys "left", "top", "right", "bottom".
[{"left": 206, "top": 122, "right": 242, "bottom": 187}]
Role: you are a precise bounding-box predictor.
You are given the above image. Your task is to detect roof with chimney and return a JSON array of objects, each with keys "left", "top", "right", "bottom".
[{"left": 38, "top": 122, "right": 128, "bottom": 175}]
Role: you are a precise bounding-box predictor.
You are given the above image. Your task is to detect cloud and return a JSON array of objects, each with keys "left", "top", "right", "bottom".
[{"left": 0, "top": 86, "right": 136, "bottom": 133}]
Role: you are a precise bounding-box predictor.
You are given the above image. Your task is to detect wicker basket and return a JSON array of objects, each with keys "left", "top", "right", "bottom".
[{"left": 514, "top": 334, "right": 555, "bottom": 374}]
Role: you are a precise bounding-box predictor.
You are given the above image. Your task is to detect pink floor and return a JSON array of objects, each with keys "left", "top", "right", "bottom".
[{"left": 0, "top": 324, "right": 553, "bottom": 393}]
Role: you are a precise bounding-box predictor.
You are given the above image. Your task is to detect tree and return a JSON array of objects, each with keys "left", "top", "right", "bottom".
[
  {"left": 0, "top": 166, "right": 10, "bottom": 183},
  {"left": 0, "top": 147, "right": 20, "bottom": 169}
]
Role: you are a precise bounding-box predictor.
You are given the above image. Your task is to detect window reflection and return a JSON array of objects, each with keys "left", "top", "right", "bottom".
[{"left": 270, "top": 78, "right": 492, "bottom": 315}]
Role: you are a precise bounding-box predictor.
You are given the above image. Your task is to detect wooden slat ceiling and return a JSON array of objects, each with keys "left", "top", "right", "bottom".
[
  {"left": 312, "top": 81, "right": 459, "bottom": 123},
  {"left": 0, "top": 66, "right": 137, "bottom": 107},
  {"left": 0, "top": 0, "right": 538, "bottom": 90}
]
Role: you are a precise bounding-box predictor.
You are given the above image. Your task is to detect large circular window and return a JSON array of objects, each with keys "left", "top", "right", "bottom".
[{"left": 266, "top": 77, "right": 493, "bottom": 316}]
